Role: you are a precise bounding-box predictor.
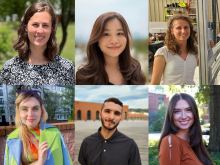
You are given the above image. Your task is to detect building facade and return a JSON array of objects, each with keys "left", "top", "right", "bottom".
[
  {"left": 75, "top": 101, "right": 129, "bottom": 121},
  {"left": 149, "top": 92, "right": 169, "bottom": 114}
]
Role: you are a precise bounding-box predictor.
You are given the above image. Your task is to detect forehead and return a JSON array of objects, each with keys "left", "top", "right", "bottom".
[
  {"left": 104, "top": 18, "right": 123, "bottom": 30},
  {"left": 20, "top": 97, "right": 40, "bottom": 107},
  {"left": 103, "top": 102, "right": 122, "bottom": 112},
  {"left": 174, "top": 99, "right": 190, "bottom": 109},
  {"left": 28, "top": 11, "right": 51, "bottom": 24},
  {"left": 172, "top": 19, "right": 190, "bottom": 27}
]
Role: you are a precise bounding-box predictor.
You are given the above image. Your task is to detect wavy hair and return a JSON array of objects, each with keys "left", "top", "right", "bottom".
[
  {"left": 15, "top": 91, "right": 48, "bottom": 161},
  {"left": 158, "top": 93, "right": 213, "bottom": 165},
  {"left": 13, "top": 1, "right": 59, "bottom": 61},
  {"left": 76, "top": 12, "right": 146, "bottom": 85},
  {"left": 165, "top": 15, "right": 198, "bottom": 55}
]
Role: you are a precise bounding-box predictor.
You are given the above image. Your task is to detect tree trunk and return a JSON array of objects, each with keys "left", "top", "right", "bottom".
[{"left": 208, "top": 85, "right": 220, "bottom": 152}]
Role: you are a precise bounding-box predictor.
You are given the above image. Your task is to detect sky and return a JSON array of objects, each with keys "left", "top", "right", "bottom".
[
  {"left": 75, "top": 0, "right": 149, "bottom": 44},
  {"left": 75, "top": 85, "right": 148, "bottom": 109}
]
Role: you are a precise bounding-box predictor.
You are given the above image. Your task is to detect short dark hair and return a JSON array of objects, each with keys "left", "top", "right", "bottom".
[{"left": 101, "top": 97, "right": 123, "bottom": 111}]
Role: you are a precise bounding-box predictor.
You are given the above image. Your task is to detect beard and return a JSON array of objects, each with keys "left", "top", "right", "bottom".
[{"left": 101, "top": 116, "right": 120, "bottom": 130}]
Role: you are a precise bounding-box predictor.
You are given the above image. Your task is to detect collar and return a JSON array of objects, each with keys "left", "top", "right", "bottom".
[{"left": 97, "top": 127, "right": 118, "bottom": 143}]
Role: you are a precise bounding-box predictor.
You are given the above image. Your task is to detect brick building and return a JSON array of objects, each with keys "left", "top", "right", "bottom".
[
  {"left": 149, "top": 92, "right": 169, "bottom": 114},
  {"left": 75, "top": 101, "right": 129, "bottom": 120},
  {"left": 129, "top": 113, "right": 148, "bottom": 120}
]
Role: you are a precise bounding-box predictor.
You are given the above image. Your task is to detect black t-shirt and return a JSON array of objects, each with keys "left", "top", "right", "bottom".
[{"left": 78, "top": 127, "right": 142, "bottom": 165}]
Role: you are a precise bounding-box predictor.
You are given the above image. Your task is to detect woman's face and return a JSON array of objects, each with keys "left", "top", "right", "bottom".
[
  {"left": 20, "top": 97, "right": 42, "bottom": 129},
  {"left": 173, "top": 99, "right": 194, "bottom": 132},
  {"left": 26, "top": 11, "right": 52, "bottom": 50},
  {"left": 171, "top": 19, "right": 190, "bottom": 43},
  {"left": 98, "top": 18, "right": 127, "bottom": 59}
]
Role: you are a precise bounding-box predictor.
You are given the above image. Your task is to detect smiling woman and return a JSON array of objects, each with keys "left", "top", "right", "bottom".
[
  {"left": 158, "top": 93, "right": 213, "bottom": 165},
  {"left": 4, "top": 91, "right": 73, "bottom": 165},
  {"left": 0, "top": 1, "right": 74, "bottom": 85},
  {"left": 150, "top": 15, "right": 198, "bottom": 85},
  {"left": 76, "top": 12, "right": 146, "bottom": 85}
]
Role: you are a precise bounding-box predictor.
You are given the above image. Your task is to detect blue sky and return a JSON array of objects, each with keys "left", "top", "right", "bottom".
[
  {"left": 75, "top": 0, "right": 149, "bottom": 44},
  {"left": 75, "top": 85, "right": 148, "bottom": 109}
]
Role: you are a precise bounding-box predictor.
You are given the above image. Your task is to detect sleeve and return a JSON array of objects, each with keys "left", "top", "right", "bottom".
[
  {"left": 59, "top": 131, "right": 73, "bottom": 165},
  {"left": 78, "top": 140, "right": 87, "bottom": 165},
  {"left": 4, "top": 143, "right": 9, "bottom": 165},
  {"left": 0, "top": 64, "right": 7, "bottom": 85},
  {"left": 128, "top": 140, "right": 142, "bottom": 165},
  {"left": 154, "top": 46, "right": 168, "bottom": 61},
  {"left": 68, "top": 62, "right": 75, "bottom": 85},
  {"left": 159, "top": 135, "right": 182, "bottom": 165}
]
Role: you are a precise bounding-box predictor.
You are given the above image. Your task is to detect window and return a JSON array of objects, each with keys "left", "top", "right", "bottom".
[
  {"left": 0, "top": 98, "right": 4, "bottom": 105},
  {"left": 158, "top": 97, "right": 164, "bottom": 106},
  {"left": 0, "top": 89, "right": 3, "bottom": 96},
  {"left": 124, "top": 112, "right": 127, "bottom": 120},
  {"left": 87, "top": 110, "right": 91, "bottom": 120},
  {"left": 96, "top": 111, "right": 99, "bottom": 120},
  {"left": 77, "top": 110, "right": 81, "bottom": 120},
  {"left": 0, "top": 107, "right": 5, "bottom": 113}
]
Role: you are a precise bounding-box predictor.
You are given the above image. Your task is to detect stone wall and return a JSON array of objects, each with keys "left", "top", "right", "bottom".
[{"left": 0, "top": 122, "right": 75, "bottom": 165}]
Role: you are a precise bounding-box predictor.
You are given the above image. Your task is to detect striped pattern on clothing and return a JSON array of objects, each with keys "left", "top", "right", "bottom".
[{"left": 21, "top": 126, "right": 40, "bottom": 165}]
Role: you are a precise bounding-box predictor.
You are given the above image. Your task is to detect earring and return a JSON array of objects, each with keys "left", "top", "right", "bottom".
[
  {"left": 39, "top": 119, "right": 43, "bottom": 125},
  {"left": 19, "top": 120, "right": 24, "bottom": 126}
]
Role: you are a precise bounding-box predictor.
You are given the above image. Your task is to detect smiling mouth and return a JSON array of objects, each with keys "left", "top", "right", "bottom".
[
  {"left": 27, "top": 119, "right": 35, "bottom": 122},
  {"left": 180, "top": 121, "right": 189, "bottom": 125},
  {"left": 108, "top": 46, "right": 120, "bottom": 50},
  {"left": 35, "top": 36, "right": 44, "bottom": 40},
  {"left": 106, "top": 120, "right": 115, "bottom": 124}
]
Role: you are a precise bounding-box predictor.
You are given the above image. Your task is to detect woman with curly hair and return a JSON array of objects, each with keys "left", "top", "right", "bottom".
[
  {"left": 158, "top": 93, "right": 213, "bottom": 165},
  {"left": 4, "top": 90, "right": 73, "bottom": 165},
  {"left": 151, "top": 15, "right": 198, "bottom": 85},
  {"left": 0, "top": 1, "right": 74, "bottom": 85},
  {"left": 76, "top": 12, "right": 146, "bottom": 85}
]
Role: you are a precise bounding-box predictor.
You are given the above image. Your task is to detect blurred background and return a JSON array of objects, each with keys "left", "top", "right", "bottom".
[
  {"left": 75, "top": 0, "right": 149, "bottom": 83},
  {"left": 0, "top": 0, "right": 75, "bottom": 69}
]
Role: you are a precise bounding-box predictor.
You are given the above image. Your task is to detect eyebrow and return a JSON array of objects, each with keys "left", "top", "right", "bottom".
[
  {"left": 20, "top": 105, "right": 40, "bottom": 108},
  {"left": 104, "top": 109, "right": 121, "bottom": 113},
  {"left": 103, "top": 29, "right": 124, "bottom": 31},
  {"left": 173, "top": 107, "right": 191, "bottom": 110}
]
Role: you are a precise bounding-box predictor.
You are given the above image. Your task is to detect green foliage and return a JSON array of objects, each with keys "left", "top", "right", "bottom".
[
  {"left": 194, "top": 86, "right": 210, "bottom": 105},
  {"left": 133, "top": 39, "right": 148, "bottom": 54},
  {"left": 209, "top": 152, "right": 220, "bottom": 165},
  {"left": 149, "top": 139, "right": 159, "bottom": 165},
  {"left": 68, "top": 108, "right": 75, "bottom": 122}
]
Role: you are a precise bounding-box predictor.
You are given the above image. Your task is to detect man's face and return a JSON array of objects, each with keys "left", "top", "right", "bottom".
[{"left": 100, "top": 102, "right": 122, "bottom": 131}]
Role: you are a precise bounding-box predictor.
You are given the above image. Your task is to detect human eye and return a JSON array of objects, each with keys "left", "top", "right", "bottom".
[
  {"left": 186, "top": 108, "right": 192, "bottom": 112},
  {"left": 115, "top": 112, "right": 121, "bottom": 116},
  {"left": 174, "top": 110, "right": 180, "bottom": 113},
  {"left": 21, "top": 107, "right": 28, "bottom": 111},
  {"left": 118, "top": 32, "right": 124, "bottom": 35},
  {"left": 33, "top": 106, "right": 40, "bottom": 111},
  {"left": 104, "top": 110, "right": 110, "bottom": 113},
  {"left": 43, "top": 24, "right": 49, "bottom": 27},
  {"left": 103, "top": 33, "right": 110, "bottom": 36},
  {"left": 32, "top": 23, "right": 38, "bottom": 27},
  {"left": 176, "top": 27, "right": 181, "bottom": 29}
]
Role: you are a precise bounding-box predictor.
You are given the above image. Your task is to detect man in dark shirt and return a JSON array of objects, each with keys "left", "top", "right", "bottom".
[{"left": 78, "top": 97, "right": 142, "bottom": 165}]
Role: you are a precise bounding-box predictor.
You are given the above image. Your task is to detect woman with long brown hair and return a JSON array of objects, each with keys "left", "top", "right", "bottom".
[
  {"left": 151, "top": 15, "right": 198, "bottom": 85},
  {"left": 4, "top": 91, "right": 73, "bottom": 165},
  {"left": 0, "top": 1, "right": 74, "bottom": 85},
  {"left": 76, "top": 12, "right": 146, "bottom": 85},
  {"left": 158, "top": 93, "right": 213, "bottom": 165}
]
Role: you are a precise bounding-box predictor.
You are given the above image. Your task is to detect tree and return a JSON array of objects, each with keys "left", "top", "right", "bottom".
[{"left": 61, "top": 85, "right": 74, "bottom": 121}]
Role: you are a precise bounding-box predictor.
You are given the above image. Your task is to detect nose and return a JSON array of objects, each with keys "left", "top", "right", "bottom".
[
  {"left": 109, "top": 111, "right": 115, "bottom": 119},
  {"left": 28, "top": 109, "right": 33, "bottom": 117},
  {"left": 36, "top": 25, "right": 43, "bottom": 33},
  {"left": 110, "top": 35, "right": 118, "bottom": 44},
  {"left": 181, "top": 111, "right": 187, "bottom": 119},
  {"left": 181, "top": 28, "right": 186, "bottom": 33}
]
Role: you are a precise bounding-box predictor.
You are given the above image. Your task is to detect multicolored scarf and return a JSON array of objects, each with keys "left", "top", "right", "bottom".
[{"left": 21, "top": 126, "right": 40, "bottom": 164}]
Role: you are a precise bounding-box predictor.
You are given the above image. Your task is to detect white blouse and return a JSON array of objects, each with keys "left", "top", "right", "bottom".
[{"left": 154, "top": 46, "right": 197, "bottom": 85}]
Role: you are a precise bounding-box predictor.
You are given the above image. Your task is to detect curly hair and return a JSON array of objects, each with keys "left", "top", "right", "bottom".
[
  {"left": 165, "top": 15, "right": 198, "bottom": 55},
  {"left": 13, "top": 1, "right": 59, "bottom": 61},
  {"left": 76, "top": 12, "right": 146, "bottom": 85}
]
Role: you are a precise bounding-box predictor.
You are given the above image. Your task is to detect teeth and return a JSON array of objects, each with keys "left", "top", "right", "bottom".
[
  {"left": 36, "top": 37, "right": 43, "bottom": 39},
  {"left": 180, "top": 121, "right": 188, "bottom": 124}
]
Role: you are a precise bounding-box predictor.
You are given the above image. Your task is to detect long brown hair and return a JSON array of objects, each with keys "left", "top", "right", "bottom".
[
  {"left": 76, "top": 12, "right": 146, "bottom": 85},
  {"left": 158, "top": 93, "right": 213, "bottom": 165},
  {"left": 15, "top": 91, "right": 48, "bottom": 161},
  {"left": 165, "top": 15, "right": 198, "bottom": 55},
  {"left": 13, "top": 1, "right": 59, "bottom": 61}
]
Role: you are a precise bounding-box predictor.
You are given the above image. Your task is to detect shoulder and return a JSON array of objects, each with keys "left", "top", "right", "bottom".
[
  {"left": 82, "top": 132, "right": 98, "bottom": 144},
  {"left": 54, "top": 55, "right": 74, "bottom": 67},
  {"left": 7, "top": 128, "right": 20, "bottom": 140},
  {"left": 2, "top": 56, "right": 22, "bottom": 68},
  {"left": 116, "top": 130, "right": 137, "bottom": 145},
  {"left": 161, "top": 134, "right": 182, "bottom": 149},
  {"left": 154, "top": 46, "right": 171, "bottom": 60}
]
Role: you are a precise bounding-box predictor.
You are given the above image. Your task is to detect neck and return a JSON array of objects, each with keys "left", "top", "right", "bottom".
[
  {"left": 100, "top": 125, "right": 116, "bottom": 139},
  {"left": 104, "top": 55, "right": 119, "bottom": 68},
  {"left": 28, "top": 45, "right": 49, "bottom": 65},
  {"left": 176, "top": 129, "right": 189, "bottom": 142},
  {"left": 177, "top": 41, "right": 187, "bottom": 52}
]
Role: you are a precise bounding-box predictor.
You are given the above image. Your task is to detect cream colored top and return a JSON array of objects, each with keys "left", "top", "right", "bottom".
[{"left": 155, "top": 46, "right": 197, "bottom": 85}]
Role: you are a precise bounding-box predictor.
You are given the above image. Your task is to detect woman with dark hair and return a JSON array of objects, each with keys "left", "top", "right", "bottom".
[
  {"left": 0, "top": 1, "right": 74, "bottom": 85},
  {"left": 4, "top": 91, "right": 73, "bottom": 165},
  {"left": 76, "top": 12, "right": 146, "bottom": 85},
  {"left": 151, "top": 15, "right": 198, "bottom": 85},
  {"left": 158, "top": 93, "right": 213, "bottom": 165}
]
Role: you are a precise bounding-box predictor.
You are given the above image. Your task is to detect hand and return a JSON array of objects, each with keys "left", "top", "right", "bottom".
[
  {"left": 37, "top": 141, "right": 49, "bottom": 165},
  {"left": 210, "top": 40, "right": 215, "bottom": 48}
]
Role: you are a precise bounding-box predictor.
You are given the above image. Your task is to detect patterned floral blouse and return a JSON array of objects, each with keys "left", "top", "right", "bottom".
[{"left": 0, "top": 55, "right": 74, "bottom": 85}]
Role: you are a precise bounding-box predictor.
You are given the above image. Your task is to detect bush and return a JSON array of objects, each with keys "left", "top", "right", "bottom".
[
  {"left": 152, "top": 119, "right": 163, "bottom": 131},
  {"left": 149, "top": 139, "right": 159, "bottom": 165}
]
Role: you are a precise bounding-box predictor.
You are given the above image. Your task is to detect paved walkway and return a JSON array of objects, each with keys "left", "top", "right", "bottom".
[{"left": 75, "top": 120, "right": 148, "bottom": 165}]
